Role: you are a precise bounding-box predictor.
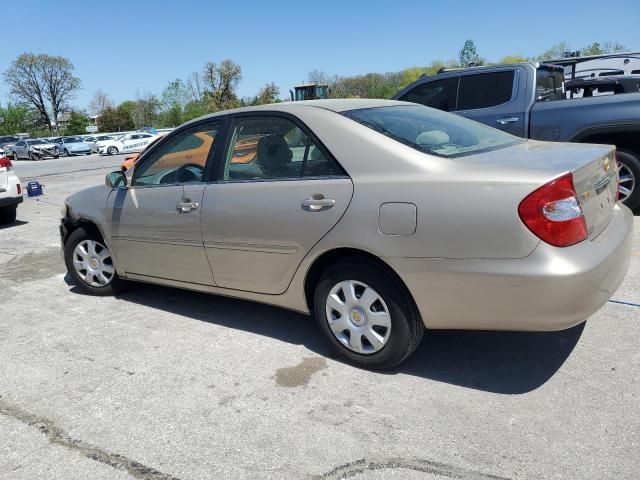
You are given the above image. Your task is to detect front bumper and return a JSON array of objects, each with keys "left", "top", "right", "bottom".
[{"left": 385, "top": 204, "right": 634, "bottom": 331}]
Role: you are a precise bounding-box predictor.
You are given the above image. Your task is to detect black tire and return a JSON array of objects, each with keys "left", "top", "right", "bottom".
[
  {"left": 0, "top": 206, "right": 17, "bottom": 224},
  {"left": 12, "top": 152, "right": 18, "bottom": 161},
  {"left": 64, "top": 149, "right": 71, "bottom": 157},
  {"left": 54, "top": 155, "right": 59, "bottom": 159},
  {"left": 313, "top": 259, "right": 424, "bottom": 370},
  {"left": 64, "top": 227, "right": 126, "bottom": 296},
  {"left": 107, "top": 146, "right": 118, "bottom": 156},
  {"left": 616, "top": 150, "right": 640, "bottom": 211}
]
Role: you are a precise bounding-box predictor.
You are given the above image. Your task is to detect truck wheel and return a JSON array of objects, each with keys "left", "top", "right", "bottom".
[
  {"left": 0, "top": 206, "right": 17, "bottom": 224},
  {"left": 616, "top": 150, "right": 640, "bottom": 211}
]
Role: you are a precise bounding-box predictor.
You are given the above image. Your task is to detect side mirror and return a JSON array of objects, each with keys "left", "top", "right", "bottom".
[{"left": 105, "top": 170, "right": 127, "bottom": 189}]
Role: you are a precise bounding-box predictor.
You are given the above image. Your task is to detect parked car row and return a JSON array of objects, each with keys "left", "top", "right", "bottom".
[{"left": 0, "top": 132, "right": 160, "bottom": 161}]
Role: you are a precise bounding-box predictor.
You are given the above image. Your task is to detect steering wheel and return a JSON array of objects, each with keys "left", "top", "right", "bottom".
[{"left": 175, "top": 163, "right": 205, "bottom": 183}]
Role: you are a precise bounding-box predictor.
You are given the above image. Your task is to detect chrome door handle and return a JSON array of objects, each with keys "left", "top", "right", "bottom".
[
  {"left": 177, "top": 202, "right": 199, "bottom": 213},
  {"left": 496, "top": 117, "right": 519, "bottom": 125},
  {"left": 302, "top": 197, "right": 335, "bottom": 211}
]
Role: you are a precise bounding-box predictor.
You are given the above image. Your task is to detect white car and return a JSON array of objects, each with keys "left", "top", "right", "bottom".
[
  {"left": 0, "top": 155, "right": 23, "bottom": 224},
  {"left": 98, "top": 133, "right": 156, "bottom": 155}
]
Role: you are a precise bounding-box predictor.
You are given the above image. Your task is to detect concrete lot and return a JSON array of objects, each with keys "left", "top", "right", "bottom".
[{"left": 1, "top": 154, "right": 639, "bottom": 480}]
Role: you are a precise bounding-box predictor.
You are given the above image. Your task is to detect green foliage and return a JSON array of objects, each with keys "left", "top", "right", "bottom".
[
  {"left": 65, "top": 111, "right": 90, "bottom": 135},
  {"left": 0, "top": 103, "right": 32, "bottom": 135},
  {"left": 251, "top": 82, "right": 280, "bottom": 105},
  {"left": 98, "top": 104, "right": 134, "bottom": 132},
  {"left": 537, "top": 40, "right": 628, "bottom": 60},
  {"left": 458, "top": 40, "right": 482, "bottom": 67},
  {"left": 500, "top": 55, "right": 529, "bottom": 64}
]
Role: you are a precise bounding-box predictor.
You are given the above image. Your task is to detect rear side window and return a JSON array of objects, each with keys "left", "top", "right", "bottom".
[
  {"left": 456, "top": 71, "right": 515, "bottom": 110},
  {"left": 399, "top": 78, "right": 458, "bottom": 112},
  {"left": 536, "top": 68, "right": 565, "bottom": 101}
]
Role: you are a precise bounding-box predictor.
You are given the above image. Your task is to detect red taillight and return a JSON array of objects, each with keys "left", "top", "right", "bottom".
[
  {"left": 16, "top": 184, "right": 22, "bottom": 195},
  {"left": 0, "top": 156, "right": 12, "bottom": 170},
  {"left": 518, "top": 173, "right": 588, "bottom": 247}
]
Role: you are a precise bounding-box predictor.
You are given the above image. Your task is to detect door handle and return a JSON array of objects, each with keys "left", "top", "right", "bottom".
[
  {"left": 302, "top": 197, "right": 335, "bottom": 211},
  {"left": 177, "top": 202, "right": 199, "bottom": 213},
  {"left": 496, "top": 117, "right": 519, "bottom": 125}
]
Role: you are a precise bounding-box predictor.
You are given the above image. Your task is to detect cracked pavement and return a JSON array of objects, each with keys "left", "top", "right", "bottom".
[{"left": 1, "top": 155, "right": 639, "bottom": 479}]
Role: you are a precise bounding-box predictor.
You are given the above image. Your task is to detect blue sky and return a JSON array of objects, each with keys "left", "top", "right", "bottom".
[{"left": 1, "top": 0, "right": 638, "bottom": 111}]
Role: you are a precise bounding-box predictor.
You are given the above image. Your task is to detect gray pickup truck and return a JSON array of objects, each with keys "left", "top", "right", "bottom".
[{"left": 393, "top": 62, "right": 640, "bottom": 210}]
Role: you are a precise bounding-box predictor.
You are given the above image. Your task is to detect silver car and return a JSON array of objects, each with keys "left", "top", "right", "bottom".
[
  {"left": 60, "top": 100, "right": 633, "bottom": 369},
  {"left": 55, "top": 136, "right": 93, "bottom": 156}
]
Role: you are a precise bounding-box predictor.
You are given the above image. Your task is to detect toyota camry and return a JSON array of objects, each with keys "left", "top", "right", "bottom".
[{"left": 60, "top": 99, "right": 632, "bottom": 369}]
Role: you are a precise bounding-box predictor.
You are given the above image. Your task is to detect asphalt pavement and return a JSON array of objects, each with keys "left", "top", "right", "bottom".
[{"left": 0, "top": 154, "right": 639, "bottom": 479}]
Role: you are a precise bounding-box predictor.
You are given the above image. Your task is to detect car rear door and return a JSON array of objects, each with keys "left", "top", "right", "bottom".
[
  {"left": 454, "top": 68, "right": 527, "bottom": 137},
  {"left": 200, "top": 113, "right": 353, "bottom": 295},
  {"left": 106, "top": 121, "right": 221, "bottom": 285}
]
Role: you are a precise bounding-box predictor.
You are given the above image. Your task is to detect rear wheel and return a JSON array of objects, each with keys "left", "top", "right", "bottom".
[
  {"left": 0, "top": 206, "right": 17, "bottom": 224},
  {"left": 616, "top": 150, "right": 640, "bottom": 210},
  {"left": 107, "top": 146, "right": 118, "bottom": 155},
  {"left": 64, "top": 227, "right": 126, "bottom": 295},
  {"left": 313, "top": 259, "right": 424, "bottom": 369}
]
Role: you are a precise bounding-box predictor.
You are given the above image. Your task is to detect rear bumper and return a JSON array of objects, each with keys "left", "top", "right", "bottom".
[
  {"left": 385, "top": 204, "right": 633, "bottom": 331},
  {"left": 0, "top": 195, "right": 23, "bottom": 208}
]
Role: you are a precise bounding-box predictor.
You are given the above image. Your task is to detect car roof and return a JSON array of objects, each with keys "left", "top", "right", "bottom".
[{"left": 183, "top": 99, "right": 412, "bottom": 127}]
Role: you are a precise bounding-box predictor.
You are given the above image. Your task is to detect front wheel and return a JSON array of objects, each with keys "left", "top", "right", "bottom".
[
  {"left": 107, "top": 146, "right": 118, "bottom": 156},
  {"left": 64, "top": 227, "right": 126, "bottom": 296},
  {"left": 616, "top": 150, "right": 640, "bottom": 210},
  {"left": 313, "top": 259, "right": 424, "bottom": 369}
]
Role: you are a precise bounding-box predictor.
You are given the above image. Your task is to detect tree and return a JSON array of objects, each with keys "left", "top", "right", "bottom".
[
  {"left": 252, "top": 82, "right": 280, "bottom": 105},
  {"left": 3, "top": 54, "right": 53, "bottom": 134},
  {"left": 458, "top": 40, "right": 482, "bottom": 67},
  {"left": 202, "top": 59, "right": 242, "bottom": 111},
  {"left": 98, "top": 104, "right": 134, "bottom": 132},
  {"left": 581, "top": 42, "right": 603, "bottom": 56},
  {"left": 0, "top": 103, "right": 32, "bottom": 135},
  {"left": 132, "top": 92, "right": 159, "bottom": 128},
  {"left": 65, "top": 111, "right": 89, "bottom": 135},
  {"left": 500, "top": 55, "right": 529, "bottom": 64},
  {"left": 90, "top": 89, "right": 113, "bottom": 116},
  {"left": 3, "top": 53, "right": 81, "bottom": 135},
  {"left": 537, "top": 41, "right": 572, "bottom": 60},
  {"left": 601, "top": 41, "right": 627, "bottom": 54}
]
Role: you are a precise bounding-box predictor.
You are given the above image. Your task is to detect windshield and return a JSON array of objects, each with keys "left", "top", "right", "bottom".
[
  {"left": 27, "top": 140, "right": 46, "bottom": 145},
  {"left": 64, "top": 137, "right": 84, "bottom": 143},
  {"left": 343, "top": 105, "right": 523, "bottom": 158}
]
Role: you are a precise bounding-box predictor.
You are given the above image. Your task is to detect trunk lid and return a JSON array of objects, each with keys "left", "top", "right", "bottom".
[
  {"left": 453, "top": 140, "right": 618, "bottom": 240},
  {"left": 0, "top": 162, "right": 8, "bottom": 191}
]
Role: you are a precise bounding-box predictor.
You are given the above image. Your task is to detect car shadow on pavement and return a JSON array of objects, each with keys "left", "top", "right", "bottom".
[
  {"left": 66, "top": 276, "right": 584, "bottom": 395},
  {"left": 0, "top": 220, "right": 28, "bottom": 230}
]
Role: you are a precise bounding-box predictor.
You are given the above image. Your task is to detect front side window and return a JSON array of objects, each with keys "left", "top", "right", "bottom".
[
  {"left": 456, "top": 71, "right": 515, "bottom": 110},
  {"left": 132, "top": 123, "right": 218, "bottom": 186},
  {"left": 343, "top": 104, "right": 523, "bottom": 159},
  {"left": 222, "top": 116, "right": 343, "bottom": 181},
  {"left": 398, "top": 78, "right": 458, "bottom": 112}
]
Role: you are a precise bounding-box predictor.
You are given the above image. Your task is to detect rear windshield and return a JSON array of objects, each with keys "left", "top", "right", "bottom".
[{"left": 343, "top": 105, "right": 523, "bottom": 159}]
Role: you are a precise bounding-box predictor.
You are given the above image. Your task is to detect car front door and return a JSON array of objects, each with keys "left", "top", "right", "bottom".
[
  {"left": 106, "top": 121, "right": 221, "bottom": 285},
  {"left": 200, "top": 114, "right": 353, "bottom": 294},
  {"left": 454, "top": 68, "right": 526, "bottom": 137}
]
